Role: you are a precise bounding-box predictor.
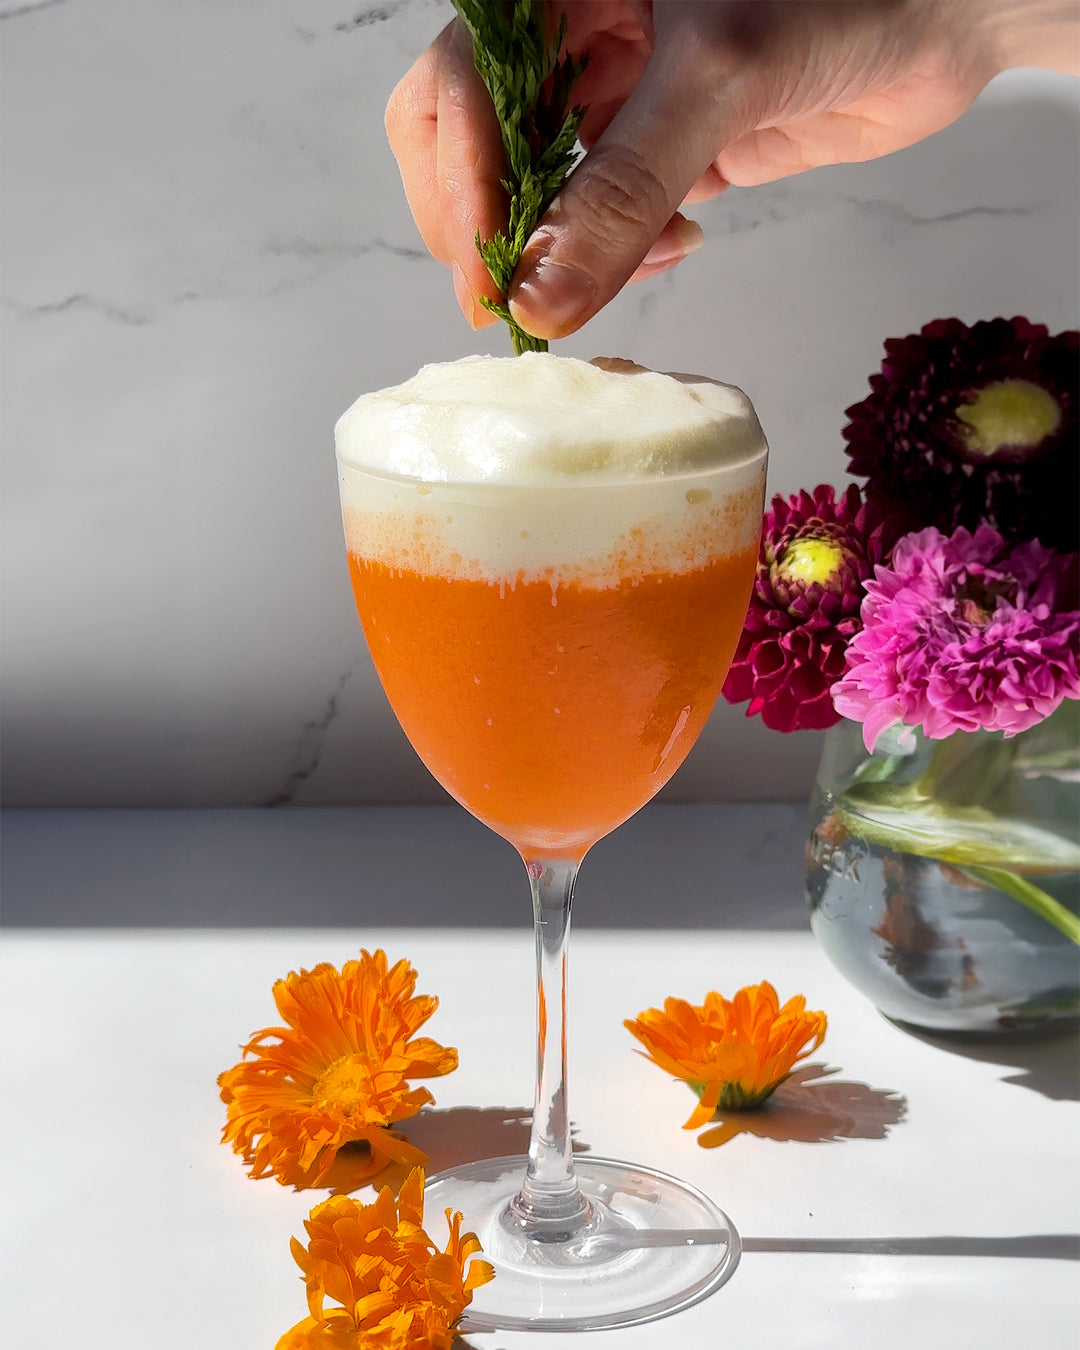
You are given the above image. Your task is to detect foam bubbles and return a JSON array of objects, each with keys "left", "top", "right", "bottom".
[
  {"left": 336, "top": 354, "right": 768, "bottom": 584},
  {"left": 335, "top": 353, "right": 766, "bottom": 486}
]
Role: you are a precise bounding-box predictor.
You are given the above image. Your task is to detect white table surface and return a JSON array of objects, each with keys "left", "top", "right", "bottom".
[{"left": 2, "top": 807, "right": 1078, "bottom": 1350}]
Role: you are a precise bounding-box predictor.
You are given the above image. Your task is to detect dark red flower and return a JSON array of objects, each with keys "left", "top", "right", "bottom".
[
  {"left": 722, "top": 484, "right": 906, "bottom": 733},
  {"left": 842, "top": 317, "right": 1078, "bottom": 551}
]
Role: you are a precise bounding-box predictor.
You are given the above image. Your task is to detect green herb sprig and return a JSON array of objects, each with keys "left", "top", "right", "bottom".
[{"left": 450, "top": 0, "right": 588, "bottom": 354}]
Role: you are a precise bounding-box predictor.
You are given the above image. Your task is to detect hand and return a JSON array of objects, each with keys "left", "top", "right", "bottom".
[{"left": 386, "top": 0, "right": 1080, "bottom": 339}]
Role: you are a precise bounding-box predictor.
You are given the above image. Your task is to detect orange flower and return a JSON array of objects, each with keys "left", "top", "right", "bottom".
[
  {"left": 625, "top": 981, "right": 827, "bottom": 1129},
  {"left": 275, "top": 1168, "right": 494, "bottom": 1350},
  {"left": 219, "top": 950, "right": 458, "bottom": 1189}
]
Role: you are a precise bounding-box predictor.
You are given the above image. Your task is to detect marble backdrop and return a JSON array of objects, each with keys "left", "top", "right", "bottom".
[{"left": 2, "top": 0, "right": 1078, "bottom": 807}]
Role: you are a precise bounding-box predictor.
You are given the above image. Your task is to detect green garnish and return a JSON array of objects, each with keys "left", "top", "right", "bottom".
[{"left": 450, "top": 0, "right": 588, "bottom": 354}]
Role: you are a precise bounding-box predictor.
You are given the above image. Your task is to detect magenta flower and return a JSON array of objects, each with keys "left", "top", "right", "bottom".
[
  {"left": 722, "top": 485, "right": 906, "bottom": 733},
  {"left": 831, "top": 524, "right": 1080, "bottom": 750}
]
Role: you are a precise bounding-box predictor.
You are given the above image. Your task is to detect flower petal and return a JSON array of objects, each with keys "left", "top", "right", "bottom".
[{"left": 629, "top": 983, "right": 828, "bottom": 1132}]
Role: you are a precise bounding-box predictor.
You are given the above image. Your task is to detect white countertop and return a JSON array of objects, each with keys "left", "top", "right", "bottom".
[{"left": 2, "top": 808, "right": 1078, "bottom": 1349}]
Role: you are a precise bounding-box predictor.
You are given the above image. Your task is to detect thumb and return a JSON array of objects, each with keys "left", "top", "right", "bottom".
[{"left": 507, "top": 31, "right": 744, "bottom": 340}]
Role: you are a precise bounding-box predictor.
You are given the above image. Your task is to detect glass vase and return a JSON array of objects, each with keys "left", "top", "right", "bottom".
[{"left": 806, "top": 704, "right": 1080, "bottom": 1035}]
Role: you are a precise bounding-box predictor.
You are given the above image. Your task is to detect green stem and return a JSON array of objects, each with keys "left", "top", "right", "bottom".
[
  {"left": 478, "top": 296, "right": 547, "bottom": 354},
  {"left": 452, "top": 0, "right": 587, "bottom": 354},
  {"left": 836, "top": 795, "right": 1080, "bottom": 946},
  {"left": 960, "top": 865, "right": 1080, "bottom": 944},
  {"left": 836, "top": 717, "right": 1080, "bottom": 945}
]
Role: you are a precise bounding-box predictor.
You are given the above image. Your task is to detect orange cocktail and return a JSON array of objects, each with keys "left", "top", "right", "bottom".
[
  {"left": 347, "top": 539, "right": 757, "bottom": 859},
  {"left": 337, "top": 354, "right": 767, "bottom": 862}
]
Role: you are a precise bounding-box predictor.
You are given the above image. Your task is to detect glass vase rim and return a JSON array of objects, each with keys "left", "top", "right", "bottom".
[{"left": 831, "top": 710, "right": 1077, "bottom": 754}]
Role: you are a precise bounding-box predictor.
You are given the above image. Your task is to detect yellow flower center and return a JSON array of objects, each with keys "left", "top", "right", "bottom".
[
  {"left": 312, "top": 1055, "right": 373, "bottom": 1117},
  {"left": 954, "top": 378, "right": 1061, "bottom": 457},
  {"left": 777, "top": 537, "right": 846, "bottom": 588}
]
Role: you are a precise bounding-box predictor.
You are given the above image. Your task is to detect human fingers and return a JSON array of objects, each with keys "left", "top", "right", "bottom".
[
  {"left": 580, "top": 94, "right": 732, "bottom": 208},
  {"left": 682, "top": 163, "right": 729, "bottom": 206},
  {"left": 435, "top": 20, "right": 507, "bottom": 327},
  {"left": 385, "top": 26, "right": 452, "bottom": 263},
  {"left": 507, "top": 17, "right": 746, "bottom": 339},
  {"left": 627, "top": 213, "right": 705, "bottom": 284},
  {"left": 714, "top": 76, "right": 980, "bottom": 187},
  {"left": 385, "top": 22, "right": 503, "bottom": 328}
]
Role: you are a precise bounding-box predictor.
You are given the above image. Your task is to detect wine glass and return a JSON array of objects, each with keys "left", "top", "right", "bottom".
[{"left": 336, "top": 357, "right": 767, "bottom": 1332}]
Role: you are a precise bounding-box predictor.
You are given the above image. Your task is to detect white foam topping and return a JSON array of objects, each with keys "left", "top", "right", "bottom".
[
  {"left": 335, "top": 353, "right": 766, "bottom": 485},
  {"left": 336, "top": 353, "right": 768, "bottom": 584}
]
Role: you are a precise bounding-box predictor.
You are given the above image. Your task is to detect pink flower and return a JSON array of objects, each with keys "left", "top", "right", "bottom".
[
  {"left": 722, "top": 485, "right": 906, "bottom": 733},
  {"left": 831, "top": 524, "right": 1080, "bottom": 750}
]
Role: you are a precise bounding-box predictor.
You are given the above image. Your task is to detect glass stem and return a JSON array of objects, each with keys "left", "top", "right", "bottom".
[{"left": 507, "top": 856, "right": 594, "bottom": 1242}]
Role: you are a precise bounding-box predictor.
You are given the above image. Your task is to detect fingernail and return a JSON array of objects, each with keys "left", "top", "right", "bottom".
[
  {"left": 510, "top": 257, "right": 598, "bottom": 338},
  {"left": 641, "top": 218, "right": 705, "bottom": 269},
  {"left": 452, "top": 262, "right": 481, "bottom": 330}
]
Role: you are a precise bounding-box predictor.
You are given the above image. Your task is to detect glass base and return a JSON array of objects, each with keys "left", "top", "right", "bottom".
[{"left": 424, "top": 1155, "right": 741, "bottom": 1333}]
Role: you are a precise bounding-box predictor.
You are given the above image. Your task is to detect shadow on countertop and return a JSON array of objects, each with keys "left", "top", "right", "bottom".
[
  {"left": 889, "top": 1022, "right": 1080, "bottom": 1103},
  {"left": 0, "top": 802, "right": 811, "bottom": 929}
]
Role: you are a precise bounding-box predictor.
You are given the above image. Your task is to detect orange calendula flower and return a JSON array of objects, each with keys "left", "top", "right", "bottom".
[
  {"left": 625, "top": 981, "right": 827, "bottom": 1129},
  {"left": 275, "top": 1168, "right": 494, "bottom": 1350},
  {"left": 219, "top": 950, "right": 457, "bottom": 1189}
]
